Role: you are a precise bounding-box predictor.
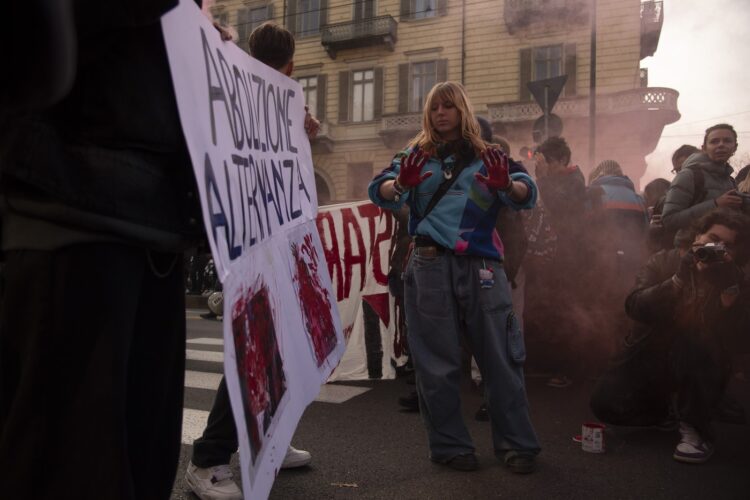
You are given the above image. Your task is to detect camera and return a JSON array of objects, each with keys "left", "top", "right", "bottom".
[{"left": 694, "top": 242, "right": 727, "bottom": 263}]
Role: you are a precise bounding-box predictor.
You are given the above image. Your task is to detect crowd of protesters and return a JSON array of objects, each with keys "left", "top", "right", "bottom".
[
  {"left": 1, "top": 2, "right": 749, "bottom": 498},
  {"left": 387, "top": 121, "right": 749, "bottom": 470}
]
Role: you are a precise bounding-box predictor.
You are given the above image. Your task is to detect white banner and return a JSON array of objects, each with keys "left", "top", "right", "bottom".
[
  {"left": 162, "top": 2, "right": 343, "bottom": 498},
  {"left": 316, "top": 201, "right": 407, "bottom": 381}
]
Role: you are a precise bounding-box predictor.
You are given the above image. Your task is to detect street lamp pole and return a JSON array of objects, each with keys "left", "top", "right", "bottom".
[{"left": 588, "top": 0, "right": 597, "bottom": 168}]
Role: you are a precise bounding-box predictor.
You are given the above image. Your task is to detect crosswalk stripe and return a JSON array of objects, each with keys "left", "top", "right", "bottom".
[
  {"left": 315, "top": 384, "right": 371, "bottom": 403},
  {"left": 186, "top": 349, "right": 224, "bottom": 363},
  {"left": 182, "top": 408, "right": 210, "bottom": 445},
  {"left": 187, "top": 337, "right": 224, "bottom": 346},
  {"left": 185, "top": 370, "right": 223, "bottom": 390}
]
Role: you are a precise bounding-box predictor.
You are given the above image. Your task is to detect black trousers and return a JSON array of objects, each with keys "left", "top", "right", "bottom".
[
  {"left": 590, "top": 334, "right": 730, "bottom": 439},
  {"left": 0, "top": 244, "right": 186, "bottom": 500},
  {"left": 192, "top": 376, "right": 238, "bottom": 467}
]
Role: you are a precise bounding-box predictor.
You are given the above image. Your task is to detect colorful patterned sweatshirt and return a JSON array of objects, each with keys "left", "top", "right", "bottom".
[{"left": 368, "top": 147, "right": 538, "bottom": 261}]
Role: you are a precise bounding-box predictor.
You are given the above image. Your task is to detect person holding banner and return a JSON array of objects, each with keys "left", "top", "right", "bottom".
[
  {"left": 185, "top": 22, "right": 318, "bottom": 500},
  {"left": 368, "top": 82, "right": 541, "bottom": 473},
  {"left": 0, "top": 1, "right": 207, "bottom": 499}
]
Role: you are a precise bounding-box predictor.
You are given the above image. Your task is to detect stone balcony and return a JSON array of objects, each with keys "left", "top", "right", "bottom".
[
  {"left": 487, "top": 87, "right": 679, "bottom": 124},
  {"left": 311, "top": 121, "right": 334, "bottom": 154},
  {"left": 378, "top": 113, "right": 421, "bottom": 148},
  {"left": 503, "top": 0, "right": 590, "bottom": 35},
  {"left": 321, "top": 15, "right": 398, "bottom": 60}
]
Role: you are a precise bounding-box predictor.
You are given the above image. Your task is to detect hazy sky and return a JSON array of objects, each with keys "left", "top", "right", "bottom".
[{"left": 641, "top": 0, "right": 750, "bottom": 184}]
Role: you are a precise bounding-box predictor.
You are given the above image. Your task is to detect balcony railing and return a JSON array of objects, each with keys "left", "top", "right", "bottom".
[
  {"left": 378, "top": 113, "right": 420, "bottom": 148},
  {"left": 486, "top": 87, "right": 679, "bottom": 123},
  {"left": 640, "top": 1, "right": 664, "bottom": 58},
  {"left": 503, "top": 0, "right": 590, "bottom": 35},
  {"left": 321, "top": 15, "right": 397, "bottom": 59}
]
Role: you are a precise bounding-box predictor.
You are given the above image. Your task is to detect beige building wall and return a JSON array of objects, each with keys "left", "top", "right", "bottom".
[{"left": 210, "top": 0, "right": 670, "bottom": 200}]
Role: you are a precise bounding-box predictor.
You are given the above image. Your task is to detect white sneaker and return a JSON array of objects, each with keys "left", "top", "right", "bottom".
[
  {"left": 673, "top": 422, "right": 714, "bottom": 464},
  {"left": 185, "top": 461, "right": 242, "bottom": 500},
  {"left": 282, "top": 445, "right": 312, "bottom": 469}
]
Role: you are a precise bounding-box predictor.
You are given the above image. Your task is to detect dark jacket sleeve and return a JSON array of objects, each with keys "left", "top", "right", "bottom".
[
  {"left": 625, "top": 250, "right": 682, "bottom": 324},
  {"left": 706, "top": 280, "right": 750, "bottom": 353}
]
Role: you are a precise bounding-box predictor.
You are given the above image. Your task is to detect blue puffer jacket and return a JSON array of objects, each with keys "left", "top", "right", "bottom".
[{"left": 368, "top": 146, "right": 537, "bottom": 261}]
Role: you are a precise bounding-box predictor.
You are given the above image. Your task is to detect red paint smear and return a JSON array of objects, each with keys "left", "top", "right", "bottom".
[
  {"left": 315, "top": 211, "right": 343, "bottom": 300},
  {"left": 292, "top": 233, "right": 338, "bottom": 367},
  {"left": 343, "top": 324, "right": 354, "bottom": 340},
  {"left": 357, "top": 203, "right": 393, "bottom": 286},
  {"left": 362, "top": 292, "right": 390, "bottom": 328},
  {"left": 231, "top": 280, "right": 287, "bottom": 464}
]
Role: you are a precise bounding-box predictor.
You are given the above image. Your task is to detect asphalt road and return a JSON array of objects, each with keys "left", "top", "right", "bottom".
[{"left": 172, "top": 312, "right": 750, "bottom": 500}]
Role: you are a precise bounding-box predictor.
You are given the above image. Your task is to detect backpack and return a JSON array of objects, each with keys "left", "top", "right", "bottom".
[{"left": 649, "top": 169, "right": 706, "bottom": 252}]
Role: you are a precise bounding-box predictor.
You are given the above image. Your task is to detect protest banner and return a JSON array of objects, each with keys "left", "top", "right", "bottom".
[
  {"left": 316, "top": 201, "right": 408, "bottom": 381},
  {"left": 162, "top": 2, "right": 344, "bottom": 498}
]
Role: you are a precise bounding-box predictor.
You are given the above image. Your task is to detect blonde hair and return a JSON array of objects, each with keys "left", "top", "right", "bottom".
[
  {"left": 407, "top": 82, "right": 487, "bottom": 156},
  {"left": 738, "top": 176, "right": 750, "bottom": 193}
]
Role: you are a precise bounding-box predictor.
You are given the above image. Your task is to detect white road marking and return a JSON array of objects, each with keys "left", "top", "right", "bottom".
[
  {"left": 185, "top": 370, "right": 223, "bottom": 390},
  {"left": 186, "top": 349, "right": 224, "bottom": 363},
  {"left": 187, "top": 337, "right": 224, "bottom": 346},
  {"left": 314, "top": 385, "right": 371, "bottom": 404},
  {"left": 182, "top": 408, "right": 210, "bottom": 445}
]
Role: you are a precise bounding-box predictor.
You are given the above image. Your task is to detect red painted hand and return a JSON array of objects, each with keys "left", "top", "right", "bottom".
[
  {"left": 396, "top": 149, "right": 432, "bottom": 189},
  {"left": 476, "top": 148, "right": 512, "bottom": 191}
]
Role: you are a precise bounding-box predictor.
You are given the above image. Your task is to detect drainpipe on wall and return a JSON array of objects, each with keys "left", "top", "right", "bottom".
[
  {"left": 461, "top": 0, "right": 466, "bottom": 85},
  {"left": 588, "top": 0, "right": 597, "bottom": 168}
]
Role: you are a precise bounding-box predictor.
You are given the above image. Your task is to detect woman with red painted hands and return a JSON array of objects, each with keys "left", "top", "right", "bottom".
[{"left": 368, "top": 82, "right": 541, "bottom": 473}]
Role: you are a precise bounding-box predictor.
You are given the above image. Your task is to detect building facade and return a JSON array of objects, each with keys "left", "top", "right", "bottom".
[{"left": 209, "top": 0, "right": 678, "bottom": 201}]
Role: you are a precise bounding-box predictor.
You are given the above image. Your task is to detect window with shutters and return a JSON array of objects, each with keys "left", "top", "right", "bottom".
[
  {"left": 339, "top": 69, "right": 381, "bottom": 123},
  {"left": 351, "top": 70, "right": 375, "bottom": 122},
  {"left": 410, "top": 61, "right": 437, "bottom": 113},
  {"left": 519, "top": 44, "right": 576, "bottom": 101},
  {"left": 296, "top": 0, "right": 321, "bottom": 36},
  {"left": 298, "top": 76, "right": 318, "bottom": 117},
  {"left": 214, "top": 12, "right": 228, "bottom": 27},
  {"left": 532, "top": 45, "right": 563, "bottom": 80},
  {"left": 237, "top": 6, "right": 270, "bottom": 47},
  {"left": 353, "top": 0, "right": 375, "bottom": 21},
  {"left": 401, "top": 0, "right": 444, "bottom": 20},
  {"left": 412, "top": 0, "right": 436, "bottom": 19}
]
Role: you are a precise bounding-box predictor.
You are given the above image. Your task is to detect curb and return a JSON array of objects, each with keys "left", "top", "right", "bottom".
[{"left": 185, "top": 294, "right": 209, "bottom": 310}]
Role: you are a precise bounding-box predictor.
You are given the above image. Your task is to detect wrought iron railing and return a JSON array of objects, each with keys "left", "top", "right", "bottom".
[
  {"left": 321, "top": 15, "right": 397, "bottom": 45},
  {"left": 504, "top": 0, "right": 590, "bottom": 34}
]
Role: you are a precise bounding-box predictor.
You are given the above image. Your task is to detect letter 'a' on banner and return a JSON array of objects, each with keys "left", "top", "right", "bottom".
[{"left": 161, "top": 2, "right": 344, "bottom": 498}]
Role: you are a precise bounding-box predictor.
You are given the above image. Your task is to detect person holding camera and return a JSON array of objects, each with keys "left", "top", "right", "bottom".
[{"left": 590, "top": 208, "right": 750, "bottom": 464}]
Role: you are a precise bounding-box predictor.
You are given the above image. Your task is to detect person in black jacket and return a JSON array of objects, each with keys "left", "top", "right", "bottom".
[
  {"left": 590, "top": 208, "right": 750, "bottom": 464},
  {"left": 530, "top": 137, "right": 587, "bottom": 388},
  {"left": 0, "top": 1, "right": 206, "bottom": 498}
]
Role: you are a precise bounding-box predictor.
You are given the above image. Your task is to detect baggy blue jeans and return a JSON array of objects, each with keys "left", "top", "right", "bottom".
[{"left": 403, "top": 251, "right": 541, "bottom": 462}]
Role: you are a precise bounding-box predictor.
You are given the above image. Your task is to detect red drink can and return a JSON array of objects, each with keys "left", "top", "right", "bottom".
[{"left": 581, "top": 422, "right": 606, "bottom": 453}]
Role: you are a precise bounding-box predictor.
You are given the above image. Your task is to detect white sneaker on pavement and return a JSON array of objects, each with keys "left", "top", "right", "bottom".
[
  {"left": 282, "top": 445, "right": 312, "bottom": 469},
  {"left": 673, "top": 422, "right": 714, "bottom": 464},
  {"left": 185, "top": 461, "right": 242, "bottom": 500}
]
